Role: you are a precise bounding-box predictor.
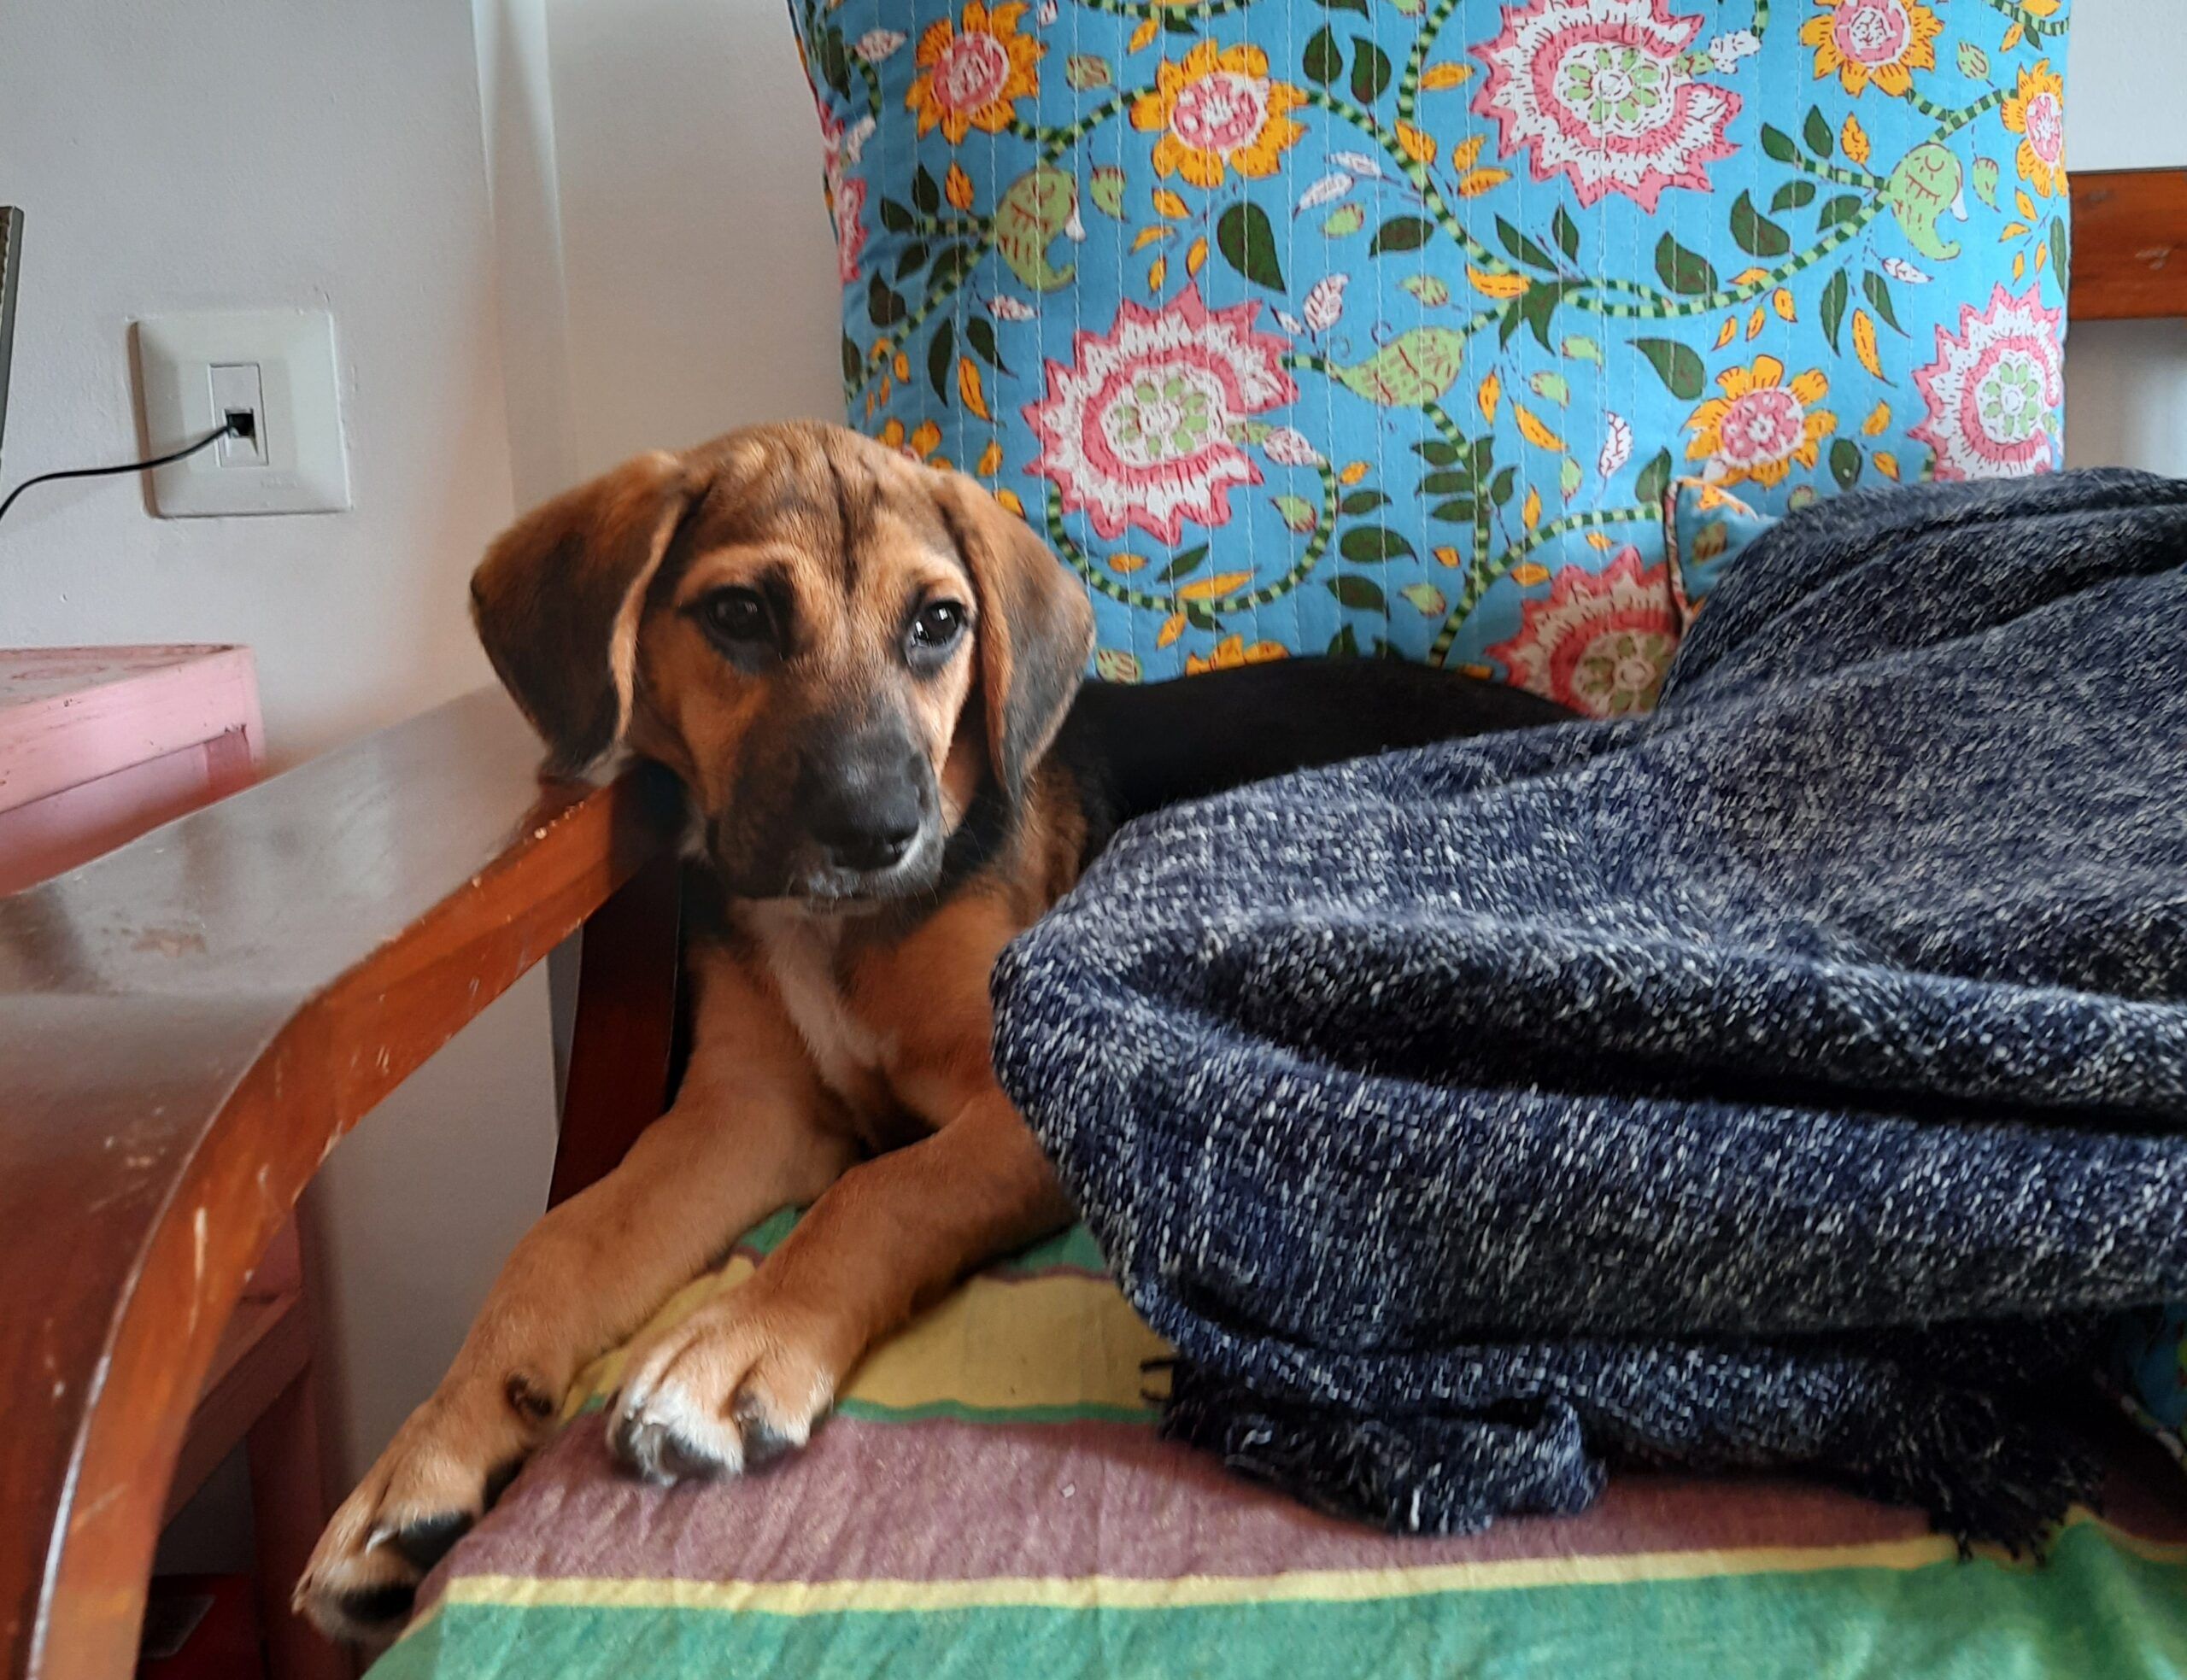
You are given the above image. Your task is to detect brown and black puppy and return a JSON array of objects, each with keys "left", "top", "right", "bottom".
[{"left": 296, "top": 421, "right": 1568, "bottom": 1640}]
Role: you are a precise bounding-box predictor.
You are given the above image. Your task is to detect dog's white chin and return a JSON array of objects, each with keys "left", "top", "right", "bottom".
[{"left": 759, "top": 835, "right": 944, "bottom": 918}]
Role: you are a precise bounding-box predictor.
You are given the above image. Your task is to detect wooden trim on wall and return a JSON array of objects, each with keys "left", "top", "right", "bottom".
[{"left": 2070, "top": 168, "right": 2187, "bottom": 322}]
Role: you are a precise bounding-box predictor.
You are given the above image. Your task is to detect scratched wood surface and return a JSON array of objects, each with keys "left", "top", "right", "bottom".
[
  {"left": 0, "top": 689, "right": 682, "bottom": 1680},
  {"left": 2069, "top": 168, "right": 2187, "bottom": 322}
]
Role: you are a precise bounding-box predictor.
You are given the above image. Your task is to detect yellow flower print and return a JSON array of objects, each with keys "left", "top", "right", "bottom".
[
  {"left": 1184, "top": 635, "right": 1289, "bottom": 676},
  {"left": 880, "top": 417, "right": 951, "bottom": 470},
  {"left": 906, "top": 2, "right": 1041, "bottom": 144},
  {"left": 1129, "top": 41, "right": 1306, "bottom": 189},
  {"left": 1797, "top": 0, "right": 1943, "bottom": 99},
  {"left": 2000, "top": 58, "right": 2067, "bottom": 198},
  {"left": 1684, "top": 357, "right": 1838, "bottom": 490}
]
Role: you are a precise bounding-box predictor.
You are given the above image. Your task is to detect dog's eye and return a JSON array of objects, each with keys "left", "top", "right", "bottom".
[
  {"left": 909, "top": 600, "right": 966, "bottom": 654},
  {"left": 700, "top": 588, "right": 771, "bottom": 647}
]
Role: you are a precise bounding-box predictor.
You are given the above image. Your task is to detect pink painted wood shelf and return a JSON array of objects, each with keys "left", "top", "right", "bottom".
[{"left": 0, "top": 645, "right": 265, "bottom": 896}]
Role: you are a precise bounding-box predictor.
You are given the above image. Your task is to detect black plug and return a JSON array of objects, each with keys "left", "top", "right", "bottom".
[{"left": 223, "top": 408, "right": 256, "bottom": 443}]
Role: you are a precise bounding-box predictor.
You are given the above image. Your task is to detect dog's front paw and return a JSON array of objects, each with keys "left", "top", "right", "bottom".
[
  {"left": 294, "top": 1375, "right": 552, "bottom": 1642},
  {"left": 607, "top": 1291, "right": 846, "bottom": 1484}
]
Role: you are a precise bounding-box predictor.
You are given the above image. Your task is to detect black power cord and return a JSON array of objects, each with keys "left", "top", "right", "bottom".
[{"left": 0, "top": 418, "right": 243, "bottom": 528}]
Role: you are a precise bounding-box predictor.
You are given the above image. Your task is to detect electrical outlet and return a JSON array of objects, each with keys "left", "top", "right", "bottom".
[
  {"left": 0, "top": 207, "right": 22, "bottom": 473},
  {"left": 134, "top": 309, "right": 350, "bottom": 517}
]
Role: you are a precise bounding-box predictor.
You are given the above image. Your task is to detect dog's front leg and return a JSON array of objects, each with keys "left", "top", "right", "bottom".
[
  {"left": 296, "top": 1016, "right": 853, "bottom": 1642},
  {"left": 607, "top": 1087, "right": 1072, "bottom": 1481}
]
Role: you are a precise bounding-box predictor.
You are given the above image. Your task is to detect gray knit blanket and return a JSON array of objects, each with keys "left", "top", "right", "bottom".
[{"left": 992, "top": 471, "right": 2187, "bottom": 1550}]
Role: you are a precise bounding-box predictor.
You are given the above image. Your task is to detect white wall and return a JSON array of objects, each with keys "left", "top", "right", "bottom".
[
  {"left": 538, "top": 0, "right": 842, "bottom": 473},
  {"left": 0, "top": 0, "right": 563, "bottom": 1548}
]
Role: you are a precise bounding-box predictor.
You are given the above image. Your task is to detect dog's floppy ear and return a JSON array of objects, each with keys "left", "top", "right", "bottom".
[
  {"left": 930, "top": 471, "right": 1095, "bottom": 806},
  {"left": 470, "top": 450, "right": 697, "bottom": 775}
]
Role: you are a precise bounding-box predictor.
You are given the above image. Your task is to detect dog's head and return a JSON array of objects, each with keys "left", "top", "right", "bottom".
[{"left": 471, "top": 423, "right": 1094, "bottom": 909}]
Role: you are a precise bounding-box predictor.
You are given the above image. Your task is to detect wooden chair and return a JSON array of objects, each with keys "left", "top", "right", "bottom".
[{"left": 1, "top": 167, "right": 2181, "bottom": 1680}]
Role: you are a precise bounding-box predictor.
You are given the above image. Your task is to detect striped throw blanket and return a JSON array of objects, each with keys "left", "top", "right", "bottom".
[{"left": 370, "top": 1212, "right": 2187, "bottom": 1679}]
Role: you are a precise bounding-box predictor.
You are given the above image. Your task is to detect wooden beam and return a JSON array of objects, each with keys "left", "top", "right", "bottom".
[{"left": 2070, "top": 168, "right": 2187, "bottom": 322}]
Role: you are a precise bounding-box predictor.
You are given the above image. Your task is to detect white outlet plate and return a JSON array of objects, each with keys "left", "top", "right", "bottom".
[{"left": 135, "top": 309, "right": 350, "bottom": 517}]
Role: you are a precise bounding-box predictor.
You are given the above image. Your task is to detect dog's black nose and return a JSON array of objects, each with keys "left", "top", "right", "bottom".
[
  {"left": 801, "top": 736, "right": 927, "bottom": 875},
  {"left": 812, "top": 805, "right": 919, "bottom": 873}
]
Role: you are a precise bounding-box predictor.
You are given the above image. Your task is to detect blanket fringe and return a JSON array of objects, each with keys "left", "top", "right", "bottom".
[{"left": 1162, "top": 1361, "right": 2103, "bottom": 1555}]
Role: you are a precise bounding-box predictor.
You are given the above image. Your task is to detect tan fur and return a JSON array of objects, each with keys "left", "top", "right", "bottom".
[{"left": 300, "top": 424, "right": 1096, "bottom": 1641}]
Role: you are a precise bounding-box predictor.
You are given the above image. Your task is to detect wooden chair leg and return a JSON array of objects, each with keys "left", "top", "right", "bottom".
[
  {"left": 246, "top": 1369, "right": 354, "bottom": 1680},
  {"left": 548, "top": 851, "right": 683, "bottom": 1207}
]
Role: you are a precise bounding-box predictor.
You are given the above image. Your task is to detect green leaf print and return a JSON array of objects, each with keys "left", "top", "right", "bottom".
[
  {"left": 1731, "top": 191, "right": 1791, "bottom": 259},
  {"left": 928, "top": 317, "right": 955, "bottom": 400},
  {"left": 1332, "top": 327, "right": 1469, "bottom": 405},
  {"left": 1304, "top": 26, "right": 1343, "bottom": 86},
  {"left": 1862, "top": 272, "right": 1903, "bottom": 337},
  {"left": 1821, "top": 269, "right": 1851, "bottom": 353},
  {"left": 1340, "top": 525, "right": 1416, "bottom": 564},
  {"left": 1159, "top": 545, "right": 1211, "bottom": 583},
  {"left": 1497, "top": 216, "right": 1559, "bottom": 273},
  {"left": 968, "top": 316, "right": 1011, "bottom": 372},
  {"left": 1633, "top": 338, "right": 1706, "bottom": 401},
  {"left": 1217, "top": 202, "right": 1287, "bottom": 291},
  {"left": 1817, "top": 194, "right": 1866, "bottom": 231},
  {"left": 1551, "top": 206, "right": 1580, "bottom": 262},
  {"left": 868, "top": 274, "right": 907, "bottom": 327},
  {"left": 1370, "top": 215, "right": 1434, "bottom": 255},
  {"left": 1654, "top": 234, "right": 1719, "bottom": 296},
  {"left": 1803, "top": 106, "right": 1834, "bottom": 160},
  {"left": 1399, "top": 582, "right": 1449, "bottom": 617},
  {"left": 1351, "top": 38, "right": 1393, "bottom": 104}
]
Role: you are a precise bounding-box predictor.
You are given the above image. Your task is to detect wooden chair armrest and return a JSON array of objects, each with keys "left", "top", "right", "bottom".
[{"left": 0, "top": 688, "right": 683, "bottom": 1680}]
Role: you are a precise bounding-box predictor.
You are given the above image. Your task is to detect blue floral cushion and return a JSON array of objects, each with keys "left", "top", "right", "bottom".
[
  {"left": 789, "top": 0, "right": 2072, "bottom": 714},
  {"left": 1666, "top": 477, "right": 1780, "bottom": 623}
]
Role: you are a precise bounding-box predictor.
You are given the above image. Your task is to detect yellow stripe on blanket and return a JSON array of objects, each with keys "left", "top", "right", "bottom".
[
  {"left": 428, "top": 1513, "right": 2184, "bottom": 1623},
  {"left": 565, "top": 1256, "right": 1169, "bottom": 1423},
  {"left": 431, "top": 1531, "right": 2066, "bottom": 1620}
]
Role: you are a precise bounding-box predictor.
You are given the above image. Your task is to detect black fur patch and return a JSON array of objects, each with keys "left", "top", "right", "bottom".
[
  {"left": 390, "top": 1512, "right": 474, "bottom": 1574},
  {"left": 333, "top": 1583, "right": 417, "bottom": 1636}
]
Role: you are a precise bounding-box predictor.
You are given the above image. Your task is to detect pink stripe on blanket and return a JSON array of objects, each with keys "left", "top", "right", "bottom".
[{"left": 415, "top": 1411, "right": 2187, "bottom": 1607}]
